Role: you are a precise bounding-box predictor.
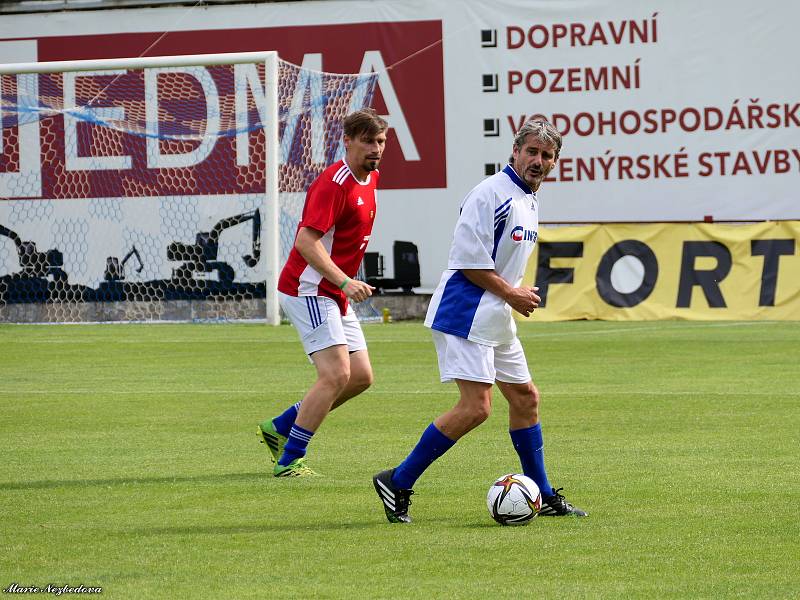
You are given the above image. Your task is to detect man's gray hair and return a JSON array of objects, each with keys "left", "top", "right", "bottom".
[{"left": 511, "top": 118, "right": 562, "bottom": 161}]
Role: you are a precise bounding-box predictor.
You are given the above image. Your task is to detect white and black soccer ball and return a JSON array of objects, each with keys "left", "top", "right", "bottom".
[{"left": 486, "top": 473, "right": 542, "bottom": 526}]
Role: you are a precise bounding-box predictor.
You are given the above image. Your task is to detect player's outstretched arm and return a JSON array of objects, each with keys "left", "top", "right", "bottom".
[
  {"left": 461, "top": 269, "right": 540, "bottom": 317},
  {"left": 295, "top": 227, "right": 374, "bottom": 302}
]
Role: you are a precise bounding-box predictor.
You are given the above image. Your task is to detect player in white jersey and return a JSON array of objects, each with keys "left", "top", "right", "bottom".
[{"left": 373, "top": 119, "right": 587, "bottom": 522}]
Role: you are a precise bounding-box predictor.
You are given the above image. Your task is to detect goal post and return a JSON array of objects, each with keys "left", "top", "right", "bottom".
[{"left": 0, "top": 51, "right": 379, "bottom": 324}]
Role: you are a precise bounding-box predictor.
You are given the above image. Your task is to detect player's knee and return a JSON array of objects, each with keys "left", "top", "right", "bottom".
[
  {"left": 350, "top": 367, "right": 373, "bottom": 394},
  {"left": 360, "top": 365, "right": 375, "bottom": 388},
  {"left": 527, "top": 385, "right": 541, "bottom": 421},
  {"left": 362, "top": 371, "right": 374, "bottom": 391},
  {"left": 529, "top": 383, "right": 541, "bottom": 409},
  {"left": 472, "top": 400, "right": 492, "bottom": 426},
  {"left": 510, "top": 383, "right": 539, "bottom": 420},
  {"left": 512, "top": 382, "right": 538, "bottom": 402},
  {"left": 319, "top": 365, "right": 351, "bottom": 393}
]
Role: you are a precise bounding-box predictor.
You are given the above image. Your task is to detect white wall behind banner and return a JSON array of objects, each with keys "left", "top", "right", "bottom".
[{"left": 1, "top": 0, "right": 798, "bottom": 290}]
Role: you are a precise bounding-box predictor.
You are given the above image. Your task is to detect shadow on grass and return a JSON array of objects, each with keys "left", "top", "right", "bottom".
[
  {"left": 129, "top": 521, "right": 378, "bottom": 536},
  {"left": 129, "top": 516, "right": 497, "bottom": 536},
  {"left": 0, "top": 471, "right": 268, "bottom": 491}
]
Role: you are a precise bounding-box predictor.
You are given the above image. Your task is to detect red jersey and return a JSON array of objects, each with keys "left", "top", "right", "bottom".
[{"left": 278, "top": 159, "right": 378, "bottom": 314}]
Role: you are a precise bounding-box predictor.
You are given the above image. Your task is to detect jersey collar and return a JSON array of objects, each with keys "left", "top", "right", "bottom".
[
  {"left": 502, "top": 164, "right": 533, "bottom": 195},
  {"left": 343, "top": 159, "right": 372, "bottom": 185}
]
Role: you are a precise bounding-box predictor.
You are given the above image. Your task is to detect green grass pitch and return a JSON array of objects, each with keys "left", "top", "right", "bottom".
[{"left": 1, "top": 320, "right": 798, "bottom": 598}]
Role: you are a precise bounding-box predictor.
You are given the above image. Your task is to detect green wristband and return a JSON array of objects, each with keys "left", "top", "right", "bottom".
[{"left": 338, "top": 277, "right": 350, "bottom": 290}]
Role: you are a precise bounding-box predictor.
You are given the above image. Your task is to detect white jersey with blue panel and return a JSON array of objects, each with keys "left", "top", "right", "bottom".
[{"left": 424, "top": 164, "right": 539, "bottom": 346}]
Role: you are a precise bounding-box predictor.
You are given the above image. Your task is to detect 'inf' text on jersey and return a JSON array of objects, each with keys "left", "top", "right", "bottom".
[{"left": 509, "top": 225, "right": 538, "bottom": 243}]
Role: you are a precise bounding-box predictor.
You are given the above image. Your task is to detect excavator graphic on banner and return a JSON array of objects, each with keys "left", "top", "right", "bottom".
[
  {"left": 0, "top": 223, "right": 72, "bottom": 303},
  {"left": 94, "top": 245, "right": 144, "bottom": 301},
  {"left": 1, "top": 208, "right": 264, "bottom": 304},
  {"left": 166, "top": 208, "right": 261, "bottom": 295},
  {"left": 94, "top": 208, "right": 264, "bottom": 301}
]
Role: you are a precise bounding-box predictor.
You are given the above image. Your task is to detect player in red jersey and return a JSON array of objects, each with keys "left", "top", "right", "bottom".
[{"left": 259, "top": 108, "right": 389, "bottom": 476}]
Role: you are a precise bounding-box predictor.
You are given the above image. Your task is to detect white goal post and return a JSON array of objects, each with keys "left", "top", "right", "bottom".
[{"left": 0, "top": 51, "right": 379, "bottom": 324}]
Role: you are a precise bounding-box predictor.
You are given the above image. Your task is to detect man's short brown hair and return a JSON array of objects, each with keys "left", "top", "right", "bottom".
[{"left": 343, "top": 108, "right": 388, "bottom": 139}]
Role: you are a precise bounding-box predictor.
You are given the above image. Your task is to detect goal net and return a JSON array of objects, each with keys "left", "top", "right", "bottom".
[{"left": 0, "top": 51, "right": 379, "bottom": 324}]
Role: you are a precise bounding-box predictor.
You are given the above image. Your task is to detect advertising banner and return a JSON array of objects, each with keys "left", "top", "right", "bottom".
[{"left": 525, "top": 221, "right": 800, "bottom": 321}]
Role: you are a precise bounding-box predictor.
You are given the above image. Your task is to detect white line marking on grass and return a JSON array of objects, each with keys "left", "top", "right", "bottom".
[
  {"left": 519, "top": 321, "right": 788, "bottom": 339},
  {"left": 4, "top": 338, "right": 294, "bottom": 344},
  {"left": 5, "top": 322, "right": 790, "bottom": 345},
  {"left": 3, "top": 389, "right": 799, "bottom": 397}
]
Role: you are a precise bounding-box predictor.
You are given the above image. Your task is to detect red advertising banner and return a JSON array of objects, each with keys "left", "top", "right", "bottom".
[{"left": 36, "top": 21, "right": 446, "bottom": 190}]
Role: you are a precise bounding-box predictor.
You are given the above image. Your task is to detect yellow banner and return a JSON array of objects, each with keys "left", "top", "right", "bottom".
[{"left": 522, "top": 221, "right": 800, "bottom": 321}]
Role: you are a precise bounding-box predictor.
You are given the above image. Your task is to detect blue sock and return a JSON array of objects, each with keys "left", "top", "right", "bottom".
[
  {"left": 510, "top": 423, "right": 553, "bottom": 496},
  {"left": 271, "top": 402, "right": 301, "bottom": 437},
  {"left": 392, "top": 423, "right": 456, "bottom": 489},
  {"left": 278, "top": 424, "right": 314, "bottom": 466}
]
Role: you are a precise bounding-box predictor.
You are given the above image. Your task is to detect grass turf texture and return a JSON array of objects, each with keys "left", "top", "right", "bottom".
[{"left": 1, "top": 320, "right": 798, "bottom": 599}]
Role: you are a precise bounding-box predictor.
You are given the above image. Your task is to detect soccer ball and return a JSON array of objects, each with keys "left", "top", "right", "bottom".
[{"left": 486, "top": 473, "right": 542, "bottom": 526}]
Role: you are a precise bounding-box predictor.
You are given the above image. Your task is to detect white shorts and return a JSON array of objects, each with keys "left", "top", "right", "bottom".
[
  {"left": 279, "top": 292, "right": 367, "bottom": 356},
  {"left": 431, "top": 330, "right": 531, "bottom": 384}
]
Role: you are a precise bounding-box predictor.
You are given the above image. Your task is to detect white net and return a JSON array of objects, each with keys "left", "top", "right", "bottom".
[
  {"left": 276, "top": 60, "right": 381, "bottom": 322},
  {"left": 0, "top": 54, "right": 379, "bottom": 323}
]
